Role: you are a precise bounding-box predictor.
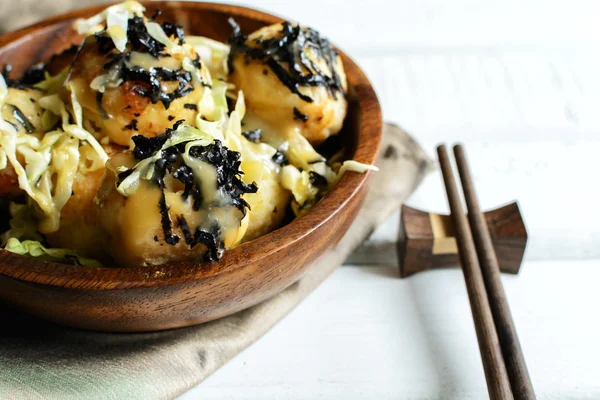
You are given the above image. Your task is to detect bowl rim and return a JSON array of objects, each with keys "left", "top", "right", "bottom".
[{"left": 0, "top": 1, "right": 382, "bottom": 290}]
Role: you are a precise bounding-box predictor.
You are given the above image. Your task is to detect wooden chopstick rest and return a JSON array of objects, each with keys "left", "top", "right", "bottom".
[{"left": 398, "top": 202, "right": 527, "bottom": 278}]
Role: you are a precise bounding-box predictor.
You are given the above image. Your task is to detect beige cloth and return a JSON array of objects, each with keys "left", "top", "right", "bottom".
[{"left": 0, "top": 124, "right": 432, "bottom": 399}]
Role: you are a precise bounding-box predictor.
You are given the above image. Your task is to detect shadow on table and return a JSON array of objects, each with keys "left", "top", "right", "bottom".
[
  {"left": 356, "top": 264, "right": 467, "bottom": 398},
  {"left": 408, "top": 272, "right": 478, "bottom": 400}
]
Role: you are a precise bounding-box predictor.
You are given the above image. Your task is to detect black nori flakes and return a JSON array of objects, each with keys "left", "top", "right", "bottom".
[
  {"left": 132, "top": 134, "right": 167, "bottom": 160},
  {"left": 241, "top": 129, "right": 261, "bottom": 143},
  {"left": 127, "top": 16, "right": 167, "bottom": 57},
  {"left": 11, "top": 106, "right": 35, "bottom": 133},
  {"left": 271, "top": 150, "right": 289, "bottom": 166},
  {"left": 176, "top": 217, "right": 221, "bottom": 260},
  {"left": 194, "top": 223, "right": 223, "bottom": 261},
  {"left": 188, "top": 139, "right": 258, "bottom": 216},
  {"left": 124, "top": 119, "right": 139, "bottom": 131},
  {"left": 2, "top": 45, "right": 78, "bottom": 88},
  {"left": 161, "top": 21, "right": 186, "bottom": 45},
  {"left": 92, "top": 17, "right": 197, "bottom": 110},
  {"left": 129, "top": 119, "right": 182, "bottom": 160},
  {"left": 309, "top": 171, "right": 328, "bottom": 187},
  {"left": 228, "top": 19, "right": 344, "bottom": 103},
  {"left": 184, "top": 103, "right": 198, "bottom": 111},
  {"left": 2, "top": 64, "right": 45, "bottom": 89},
  {"left": 158, "top": 189, "right": 180, "bottom": 246},
  {"left": 293, "top": 107, "right": 308, "bottom": 122},
  {"left": 173, "top": 164, "right": 202, "bottom": 208},
  {"left": 177, "top": 215, "right": 194, "bottom": 245},
  {"left": 177, "top": 215, "right": 222, "bottom": 260}
]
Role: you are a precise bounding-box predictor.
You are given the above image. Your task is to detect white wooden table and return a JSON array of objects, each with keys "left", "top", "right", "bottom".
[{"left": 181, "top": 0, "right": 600, "bottom": 398}]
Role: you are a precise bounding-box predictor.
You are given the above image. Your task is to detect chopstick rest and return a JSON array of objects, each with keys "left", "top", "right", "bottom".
[{"left": 398, "top": 202, "right": 527, "bottom": 278}]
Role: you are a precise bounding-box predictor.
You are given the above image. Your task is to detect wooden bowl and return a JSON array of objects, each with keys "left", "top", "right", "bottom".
[{"left": 0, "top": 2, "right": 381, "bottom": 332}]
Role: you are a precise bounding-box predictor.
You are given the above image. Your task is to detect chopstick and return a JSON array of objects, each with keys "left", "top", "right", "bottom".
[
  {"left": 437, "top": 144, "right": 513, "bottom": 400},
  {"left": 453, "top": 144, "right": 536, "bottom": 400}
]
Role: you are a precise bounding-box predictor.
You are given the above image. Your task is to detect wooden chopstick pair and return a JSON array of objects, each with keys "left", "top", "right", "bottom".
[{"left": 437, "top": 144, "right": 535, "bottom": 400}]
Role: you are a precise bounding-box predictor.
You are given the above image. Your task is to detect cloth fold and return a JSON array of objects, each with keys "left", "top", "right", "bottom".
[{"left": 0, "top": 124, "right": 432, "bottom": 400}]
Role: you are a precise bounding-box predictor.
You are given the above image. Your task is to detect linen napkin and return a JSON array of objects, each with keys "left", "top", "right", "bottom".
[{"left": 0, "top": 123, "right": 432, "bottom": 399}]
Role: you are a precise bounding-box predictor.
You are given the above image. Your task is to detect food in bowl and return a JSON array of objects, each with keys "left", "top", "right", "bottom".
[{"left": 0, "top": 1, "right": 376, "bottom": 267}]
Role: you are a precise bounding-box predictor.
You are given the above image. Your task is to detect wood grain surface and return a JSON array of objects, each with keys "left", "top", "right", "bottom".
[
  {"left": 437, "top": 144, "right": 513, "bottom": 400},
  {"left": 454, "top": 144, "right": 535, "bottom": 399},
  {"left": 0, "top": 2, "right": 382, "bottom": 332},
  {"left": 398, "top": 202, "right": 527, "bottom": 277}
]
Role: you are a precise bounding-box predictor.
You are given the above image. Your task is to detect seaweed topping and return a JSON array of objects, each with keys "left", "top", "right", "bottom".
[
  {"left": 177, "top": 216, "right": 222, "bottom": 261},
  {"left": 293, "top": 107, "right": 308, "bottom": 122},
  {"left": 2, "top": 64, "right": 44, "bottom": 89},
  {"left": 158, "top": 189, "right": 180, "bottom": 245},
  {"left": 188, "top": 140, "right": 258, "bottom": 216},
  {"left": 271, "top": 150, "right": 289, "bottom": 166},
  {"left": 183, "top": 103, "right": 198, "bottom": 110},
  {"left": 91, "top": 16, "right": 198, "bottom": 109},
  {"left": 117, "top": 168, "right": 134, "bottom": 183},
  {"left": 161, "top": 22, "right": 186, "bottom": 45},
  {"left": 125, "top": 16, "right": 167, "bottom": 57},
  {"left": 241, "top": 129, "right": 261, "bottom": 143},
  {"left": 101, "top": 51, "right": 196, "bottom": 109},
  {"left": 124, "top": 119, "right": 139, "bottom": 131},
  {"left": 309, "top": 171, "right": 328, "bottom": 188},
  {"left": 11, "top": 106, "right": 35, "bottom": 133},
  {"left": 120, "top": 122, "right": 258, "bottom": 260},
  {"left": 228, "top": 19, "right": 344, "bottom": 103}
]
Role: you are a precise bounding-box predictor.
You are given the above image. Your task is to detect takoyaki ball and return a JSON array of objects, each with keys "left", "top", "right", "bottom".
[
  {"left": 229, "top": 22, "right": 348, "bottom": 147},
  {"left": 67, "top": 36, "right": 206, "bottom": 146},
  {"left": 45, "top": 143, "right": 123, "bottom": 261},
  {"left": 95, "top": 141, "right": 253, "bottom": 267}
]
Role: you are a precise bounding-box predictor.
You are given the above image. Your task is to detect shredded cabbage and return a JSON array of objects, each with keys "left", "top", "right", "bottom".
[
  {"left": 145, "top": 21, "right": 182, "bottom": 53},
  {"left": 1, "top": 202, "right": 100, "bottom": 266},
  {"left": 1, "top": 203, "right": 43, "bottom": 245},
  {"left": 5, "top": 238, "right": 103, "bottom": 267},
  {"left": 34, "top": 68, "right": 68, "bottom": 93},
  {"left": 338, "top": 160, "right": 379, "bottom": 175},
  {"left": 0, "top": 74, "right": 109, "bottom": 233},
  {"left": 116, "top": 124, "right": 213, "bottom": 196},
  {"left": 186, "top": 36, "right": 230, "bottom": 78},
  {"left": 281, "top": 164, "right": 318, "bottom": 205},
  {"left": 73, "top": 1, "right": 145, "bottom": 52}
]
